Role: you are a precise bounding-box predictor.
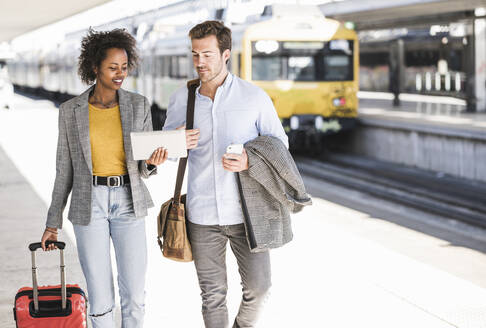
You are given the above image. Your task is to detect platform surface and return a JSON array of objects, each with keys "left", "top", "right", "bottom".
[{"left": 1, "top": 93, "right": 486, "bottom": 327}]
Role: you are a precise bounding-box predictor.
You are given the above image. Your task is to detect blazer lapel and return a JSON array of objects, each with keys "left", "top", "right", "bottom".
[
  {"left": 74, "top": 86, "right": 94, "bottom": 173},
  {"left": 118, "top": 88, "right": 134, "bottom": 162}
]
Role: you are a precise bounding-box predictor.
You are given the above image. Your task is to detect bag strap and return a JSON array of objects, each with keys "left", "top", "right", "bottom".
[{"left": 173, "top": 79, "right": 199, "bottom": 204}]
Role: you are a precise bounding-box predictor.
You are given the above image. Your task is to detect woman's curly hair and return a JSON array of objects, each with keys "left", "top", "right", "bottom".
[{"left": 78, "top": 28, "right": 139, "bottom": 85}]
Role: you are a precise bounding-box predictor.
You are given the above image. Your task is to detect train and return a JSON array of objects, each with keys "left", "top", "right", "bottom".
[
  {"left": 0, "top": 59, "right": 14, "bottom": 109},
  {"left": 358, "top": 26, "right": 469, "bottom": 98},
  {"left": 7, "top": 3, "right": 359, "bottom": 149}
]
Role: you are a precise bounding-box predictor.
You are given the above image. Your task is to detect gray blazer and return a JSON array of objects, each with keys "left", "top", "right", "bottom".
[
  {"left": 238, "top": 136, "right": 312, "bottom": 252},
  {"left": 46, "top": 86, "right": 157, "bottom": 229}
]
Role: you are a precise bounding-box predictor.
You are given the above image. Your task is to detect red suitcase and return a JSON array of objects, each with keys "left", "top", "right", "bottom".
[{"left": 13, "top": 241, "right": 88, "bottom": 327}]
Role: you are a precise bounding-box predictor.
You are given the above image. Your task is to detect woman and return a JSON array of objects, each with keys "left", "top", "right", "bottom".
[{"left": 40, "top": 28, "right": 166, "bottom": 328}]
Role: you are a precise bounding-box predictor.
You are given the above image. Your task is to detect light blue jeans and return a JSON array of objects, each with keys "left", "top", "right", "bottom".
[{"left": 73, "top": 184, "right": 147, "bottom": 328}]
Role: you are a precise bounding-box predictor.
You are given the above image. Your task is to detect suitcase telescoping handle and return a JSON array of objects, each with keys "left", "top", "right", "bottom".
[
  {"left": 28, "top": 241, "right": 67, "bottom": 312},
  {"left": 29, "top": 241, "right": 66, "bottom": 251}
]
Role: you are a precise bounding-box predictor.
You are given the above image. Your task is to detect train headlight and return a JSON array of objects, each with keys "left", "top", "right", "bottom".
[
  {"left": 255, "top": 40, "right": 279, "bottom": 54},
  {"left": 333, "top": 97, "right": 346, "bottom": 107},
  {"left": 290, "top": 116, "right": 299, "bottom": 130},
  {"left": 315, "top": 116, "right": 324, "bottom": 130}
]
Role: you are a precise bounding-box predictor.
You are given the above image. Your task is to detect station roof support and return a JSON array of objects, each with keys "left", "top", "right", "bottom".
[
  {"left": 0, "top": 0, "right": 112, "bottom": 42},
  {"left": 320, "top": 0, "right": 486, "bottom": 30}
]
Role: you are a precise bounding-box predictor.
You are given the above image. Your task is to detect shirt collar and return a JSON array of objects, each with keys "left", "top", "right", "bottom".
[
  {"left": 196, "top": 72, "right": 233, "bottom": 96},
  {"left": 221, "top": 72, "right": 233, "bottom": 89}
]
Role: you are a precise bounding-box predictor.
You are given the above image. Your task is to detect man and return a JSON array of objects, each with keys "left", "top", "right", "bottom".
[{"left": 163, "top": 20, "right": 288, "bottom": 328}]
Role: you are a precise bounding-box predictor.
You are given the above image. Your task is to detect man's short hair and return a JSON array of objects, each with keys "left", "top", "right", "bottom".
[{"left": 189, "top": 20, "right": 232, "bottom": 54}]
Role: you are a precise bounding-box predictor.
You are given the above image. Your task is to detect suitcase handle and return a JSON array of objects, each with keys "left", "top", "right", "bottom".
[
  {"left": 28, "top": 290, "right": 72, "bottom": 299},
  {"left": 30, "top": 241, "right": 67, "bottom": 312},
  {"left": 29, "top": 241, "right": 66, "bottom": 251}
]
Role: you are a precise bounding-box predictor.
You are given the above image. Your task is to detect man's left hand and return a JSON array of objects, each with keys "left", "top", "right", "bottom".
[{"left": 222, "top": 148, "right": 248, "bottom": 172}]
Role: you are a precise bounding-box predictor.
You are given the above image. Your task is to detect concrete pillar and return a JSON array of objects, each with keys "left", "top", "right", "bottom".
[
  {"left": 465, "top": 29, "right": 476, "bottom": 112},
  {"left": 389, "top": 39, "right": 405, "bottom": 107},
  {"left": 475, "top": 17, "right": 486, "bottom": 112}
]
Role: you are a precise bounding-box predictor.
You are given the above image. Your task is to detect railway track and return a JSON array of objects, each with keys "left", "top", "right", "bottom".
[{"left": 296, "top": 153, "right": 486, "bottom": 229}]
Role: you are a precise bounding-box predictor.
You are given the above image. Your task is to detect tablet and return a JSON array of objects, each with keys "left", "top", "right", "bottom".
[{"left": 130, "top": 130, "right": 187, "bottom": 160}]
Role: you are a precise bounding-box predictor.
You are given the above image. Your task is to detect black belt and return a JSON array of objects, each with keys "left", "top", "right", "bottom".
[{"left": 93, "top": 175, "right": 130, "bottom": 187}]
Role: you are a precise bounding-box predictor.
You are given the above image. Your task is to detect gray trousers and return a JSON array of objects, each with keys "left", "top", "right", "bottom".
[{"left": 187, "top": 222, "right": 271, "bottom": 328}]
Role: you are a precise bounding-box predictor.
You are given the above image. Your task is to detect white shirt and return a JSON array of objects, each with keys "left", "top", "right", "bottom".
[{"left": 164, "top": 73, "right": 288, "bottom": 225}]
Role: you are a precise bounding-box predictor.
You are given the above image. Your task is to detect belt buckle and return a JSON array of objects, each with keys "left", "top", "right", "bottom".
[{"left": 107, "top": 176, "right": 121, "bottom": 187}]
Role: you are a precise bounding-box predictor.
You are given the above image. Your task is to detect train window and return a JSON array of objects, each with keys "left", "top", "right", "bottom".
[
  {"left": 160, "top": 56, "right": 165, "bottom": 77},
  {"left": 238, "top": 53, "right": 241, "bottom": 76},
  {"left": 251, "top": 40, "right": 354, "bottom": 82},
  {"left": 49, "top": 62, "right": 59, "bottom": 73},
  {"left": 169, "top": 56, "right": 178, "bottom": 78},
  {"left": 162, "top": 56, "right": 170, "bottom": 77},
  {"left": 142, "top": 57, "right": 151, "bottom": 76},
  {"left": 160, "top": 56, "right": 170, "bottom": 77},
  {"left": 152, "top": 56, "right": 158, "bottom": 77},
  {"left": 288, "top": 57, "right": 314, "bottom": 81},
  {"left": 155, "top": 55, "right": 163, "bottom": 77},
  {"left": 252, "top": 57, "right": 284, "bottom": 80},
  {"left": 178, "top": 56, "right": 188, "bottom": 78},
  {"left": 131, "top": 66, "right": 139, "bottom": 77},
  {"left": 320, "top": 55, "right": 352, "bottom": 81}
]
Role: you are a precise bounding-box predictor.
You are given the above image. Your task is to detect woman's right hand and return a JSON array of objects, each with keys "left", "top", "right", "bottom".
[
  {"left": 41, "top": 228, "right": 58, "bottom": 251},
  {"left": 146, "top": 147, "right": 168, "bottom": 166}
]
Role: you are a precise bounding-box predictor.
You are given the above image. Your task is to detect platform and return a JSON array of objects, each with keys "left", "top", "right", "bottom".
[
  {"left": 1, "top": 93, "right": 486, "bottom": 327},
  {"left": 358, "top": 91, "right": 486, "bottom": 138},
  {"left": 339, "top": 92, "right": 486, "bottom": 183}
]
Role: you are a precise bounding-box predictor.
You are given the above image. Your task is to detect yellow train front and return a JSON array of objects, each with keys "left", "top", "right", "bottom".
[{"left": 234, "top": 9, "right": 359, "bottom": 149}]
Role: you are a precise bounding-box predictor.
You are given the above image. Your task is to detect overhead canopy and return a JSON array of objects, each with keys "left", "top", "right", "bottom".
[
  {"left": 320, "top": 0, "right": 486, "bottom": 30},
  {"left": 0, "top": 0, "right": 112, "bottom": 42}
]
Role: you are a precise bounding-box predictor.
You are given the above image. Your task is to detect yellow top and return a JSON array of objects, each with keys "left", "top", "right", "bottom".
[{"left": 89, "top": 104, "right": 127, "bottom": 176}]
